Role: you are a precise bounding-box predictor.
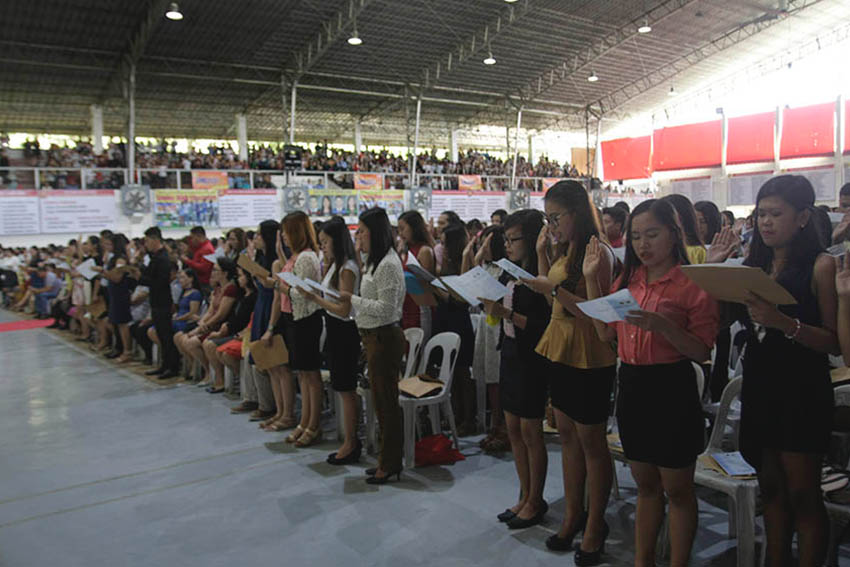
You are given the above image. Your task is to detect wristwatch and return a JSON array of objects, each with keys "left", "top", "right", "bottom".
[{"left": 550, "top": 285, "right": 559, "bottom": 298}]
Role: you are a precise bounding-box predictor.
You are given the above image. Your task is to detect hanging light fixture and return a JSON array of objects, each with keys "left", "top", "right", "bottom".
[
  {"left": 165, "top": 2, "right": 183, "bottom": 20},
  {"left": 483, "top": 50, "right": 496, "bottom": 65},
  {"left": 668, "top": 86, "right": 676, "bottom": 96},
  {"left": 347, "top": 31, "right": 362, "bottom": 45},
  {"left": 587, "top": 71, "right": 599, "bottom": 82},
  {"left": 638, "top": 19, "right": 652, "bottom": 33}
]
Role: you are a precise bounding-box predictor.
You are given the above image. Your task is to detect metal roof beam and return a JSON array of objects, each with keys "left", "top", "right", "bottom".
[{"left": 293, "top": 0, "right": 377, "bottom": 76}]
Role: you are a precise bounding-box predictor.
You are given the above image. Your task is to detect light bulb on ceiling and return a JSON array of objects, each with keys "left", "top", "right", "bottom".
[
  {"left": 165, "top": 2, "right": 183, "bottom": 20},
  {"left": 504, "top": 0, "right": 519, "bottom": 2},
  {"left": 668, "top": 86, "right": 676, "bottom": 96},
  {"left": 638, "top": 19, "right": 651, "bottom": 33},
  {"left": 348, "top": 29, "right": 362, "bottom": 45},
  {"left": 587, "top": 71, "right": 599, "bottom": 82},
  {"left": 483, "top": 51, "right": 496, "bottom": 65}
]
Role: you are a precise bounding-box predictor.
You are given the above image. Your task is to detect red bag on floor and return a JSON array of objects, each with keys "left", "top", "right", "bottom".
[{"left": 414, "top": 434, "right": 465, "bottom": 467}]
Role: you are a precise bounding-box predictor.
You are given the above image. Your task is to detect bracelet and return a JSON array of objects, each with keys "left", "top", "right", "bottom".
[
  {"left": 506, "top": 309, "right": 514, "bottom": 321},
  {"left": 784, "top": 317, "right": 802, "bottom": 340}
]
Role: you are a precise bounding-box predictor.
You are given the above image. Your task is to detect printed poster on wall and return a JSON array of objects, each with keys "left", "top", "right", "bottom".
[
  {"left": 671, "top": 177, "right": 712, "bottom": 203},
  {"left": 787, "top": 167, "right": 836, "bottom": 203},
  {"left": 353, "top": 173, "right": 383, "bottom": 190},
  {"left": 191, "top": 171, "right": 229, "bottom": 190},
  {"left": 0, "top": 190, "right": 40, "bottom": 235},
  {"left": 39, "top": 190, "right": 118, "bottom": 234},
  {"left": 728, "top": 172, "right": 773, "bottom": 206},
  {"left": 304, "top": 189, "right": 359, "bottom": 216},
  {"left": 154, "top": 189, "right": 219, "bottom": 228},
  {"left": 606, "top": 191, "right": 655, "bottom": 211},
  {"left": 458, "top": 175, "right": 483, "bottom": 191},
  {"left": 357, "top": 190, "right": 405, "bottom": 219},
  {"left": 218, "top": 190, "right": 281, "bottom": 228}
]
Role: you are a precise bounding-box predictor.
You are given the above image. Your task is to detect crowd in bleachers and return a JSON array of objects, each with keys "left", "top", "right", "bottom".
[{"left": 2, "top": 179, "right": 850, "bottom": 566}]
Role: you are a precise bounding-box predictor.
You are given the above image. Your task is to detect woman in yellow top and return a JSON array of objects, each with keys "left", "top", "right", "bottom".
[
  {"left": 523, "top": 180, "right": 617, "bottom": 565},
  {"left": 662, "top": 194, "right": 706, "bottom": 264}
]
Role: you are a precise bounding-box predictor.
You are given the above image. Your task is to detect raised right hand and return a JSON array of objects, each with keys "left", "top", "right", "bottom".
[
  {"left": 535, "top": 223, "right": 549, "bottom": 254},
  {"left": 582, "top": 236, "right": 602, "bottom": 279}
]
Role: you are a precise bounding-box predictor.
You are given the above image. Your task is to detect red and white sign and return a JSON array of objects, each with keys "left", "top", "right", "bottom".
[
  {"left": 458, "top": 175, "right": 483, "bottom": 191},
  {"left": 429, "top": 191, "right": 506, "bottom": 221},
  {"left": 39, "top": 190, "right": 118, "bottom": 234},
  {"left": 217, "top": 189, "right": 281, "bottom": 228},
  {"left": 0, "top": 190, "right": 40, "bottom": 236}
]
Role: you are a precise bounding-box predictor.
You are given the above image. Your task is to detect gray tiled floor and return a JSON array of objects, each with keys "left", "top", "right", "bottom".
[{"left": 0, "top": 310, "right": 843, "bottom": 566}]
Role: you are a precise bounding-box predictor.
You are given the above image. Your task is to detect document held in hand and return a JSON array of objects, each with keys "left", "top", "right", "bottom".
[
  {"left": 576, "top": 288, "right": 640, "bottom": 323},
  {"left": 441, "top": 266, "right": 508, "bottom": 306},
  {"left": 277, "top": 271, "right": 313, "bottom": 293},
  {"left": 494, "top": 258, "right": 534, "bottom": 281},
  {"left": 303, "top": 277, "right": 340, "bottom": 299},
  {"left": 75, "top": 258, "right": 99, "bottom": 280},
  {"left": 680, "top": 264, "right": 797, "bottom": 305},
  {"left": 248, "top": 335, "right": 289, "bottom": 370},
  {"left": 405, "top": 250, "right": 447, "bottom": 291},
  {"left": 237, "top": 253, "right": 270, "bottom": 279}
]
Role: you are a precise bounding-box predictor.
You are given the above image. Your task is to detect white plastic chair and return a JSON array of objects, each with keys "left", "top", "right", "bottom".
[
  {"left": 399, "top": 331, "right": 461, "bottom": 469},
  {"left": 359, "top": 327, "right": 424, "bottom": 455}
]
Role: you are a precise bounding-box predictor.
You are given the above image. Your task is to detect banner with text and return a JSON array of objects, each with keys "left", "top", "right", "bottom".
[
  {"left": 39, "top": 190, "right": 118, "bottom": 234},
  {"left": 357, "top": 190, "right": 405, "bottom": 219},
  {"left": 303, "top": 189, "right": 360, "bottom": 216},
  {"left": 154, "top": 189, "right": 219, "bottom": 228},
  {"left": 542, "top": 178, "right": 562, "bottom": 191},
  {"left": 671, "top": 177, "right": 713, "bottom": 203},
  {"left": 728, "top": 172, "right": 773, "bottom": 206},
  {"left": 430, "top": 191, "right": 506, "bottom": 221},
  {"left": 354, "top": 173, "right": 383, "bottom": 190},
  {"left": 458, "top": 175, "right": 483, "bottom": 191},
  {"left": 191, "top": 171, "right": 229, "bottom": 190},
  {"left": 0, "top": 191, "right": 40, "bottom": 236},
  {"left": 218, "top": 190, "right": 281, "bottom": 228}
]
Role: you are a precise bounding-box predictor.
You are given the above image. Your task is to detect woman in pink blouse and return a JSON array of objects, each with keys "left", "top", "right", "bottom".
[{"left": 583, "top": 199, "right": 718, "bottom": 567}]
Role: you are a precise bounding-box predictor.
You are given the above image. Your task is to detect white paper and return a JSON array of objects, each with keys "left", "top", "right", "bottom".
[
  {"left": 576, "top": 288, "right": 639, "bottom": 323},
  {"left": 829, "top": 212, "right": 846, "bottom": 224},
  {"left": 440, "top": 266, "right": 508, "bottom": 306},
  {"left": 495, "top": 258, "right": 533, "bottom": 281},
  {"left": 75, "top": 258, "right": 99, "bottom": 280},
  {"left": 277, "top": 271, "right": 313, "bottom": 293},
  {"left": 612, "top": 247, "right": 627, "bottom": 262},
  {"left": 203, "top": 249, "right": 226, "bottom": 263},
  {"left": 53, "top": 262, "right": 71, "bottom": 271},
  {"left": 405, "top": 249, "right": 440, "bottom": 285},
  {"left": 303, "top": 277, "right": 340, "bottom": 299},
  {"left": 710, "top": 452, "right": 756, "bottom": 477}
]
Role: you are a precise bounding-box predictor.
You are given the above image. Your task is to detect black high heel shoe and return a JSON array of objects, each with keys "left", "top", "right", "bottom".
[
  {"left": 365, "top": 469, "right": 402, "bottom": 485},
  {"left": 497, "top": 509, "right": 517, "bottom": 523},
  {"left": 573, "top": 520, "right": 609, "bottom": 566},
  {"left": 506, "top": 500, "right": 548, "bottom": 530},
  {"left": 327, "top": 440, "right": 362, "bottom": 465},
  {"left": 545, "top": 511, "right": 588, "bottom": 551}
]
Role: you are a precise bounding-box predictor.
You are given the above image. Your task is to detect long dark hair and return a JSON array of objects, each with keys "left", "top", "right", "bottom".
[
  {"left": 479, "top": 224, "right": 506, "bottom": 262},
  {"left": 617, "top": 199, "right": 690, "bottom": 290},
  {"left": 88, "top": 235, "right": 102, "bottom": 261},
  {"left": 694, "top": 200, "right": 722, "bottom": 243},
  {"left": 544, "top": 179, "right": 603, "bottom": 291},
  {"left": 503, "top": 209, "right": 544, "bottom": 276},
  {"left": 662, "top": 194, "right": 703, "bottom": 247},
  {"left": 217, "top": 256, "right": 238, "bottom": 284},
  {"left": 182, "top": 267, "right": 201, "bottom": 292},
  {"left": 744, "top": 175, "right": 823, "bottom": 277},
  {"left": 107, "top": 234, "right": 128, "bottom": 270},
  {"left": 321, "top": 216, "right": 357, "bottom": 288},
  {"left": 441, "top": 222, "right": 467, "bottom": 276},
  {"left": 257, "top": 219, "right": 280, "bottom": 270},
  {"left": 398, "top": 210, "right": 435, "bottom": 247},
  {"left": 360, "top": 207, "right": 394, "bottom": 274}
]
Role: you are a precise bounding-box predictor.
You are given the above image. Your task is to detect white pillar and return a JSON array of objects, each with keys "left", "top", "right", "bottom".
[
  {"left": 527, "top": 134, "right": 535, "bottom": 164},
  {"left": 289, "top": 82, "right": 298, "bottom": 145},
  {"left": 449, "top": 129, "right": 459, "bottom": 162},
  {"left": 410, "top": 97, "right": 422, "bottom": 188},
  {"left": 720, "top": 109, "right": 728, "bottom": 177},
  {"left": 510, "top": 108, "right": 523, "bottom": 190},
  {"left": 128, "top": 64, "right": 136, "bottom": 185},
  {"left": 354, "top": 121, "right": 362, "bottom": 153},
  {"left": 90, "top": 104, "right": 104, "bottom": 155},
  {"left": 773, "top": 105, "right": 782, "bottom": 173},
  {"left": 236, "top": 114, "right": 248, "bottom": 161}
]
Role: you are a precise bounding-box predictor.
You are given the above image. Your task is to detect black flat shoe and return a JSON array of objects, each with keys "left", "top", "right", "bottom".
[
  {"left": 206, "top": 387, "right": 225, "bottom": 394},
  {"left": 145, "top": 368, "right": 166, "bottom": 376},
  {"left": 506, "top": 500, "right": 548, "bottom": 530},
  {"left": 497, "top": 509, "right": 517, "bottom": 523},
  {"left": 157, "top": 370, "right": 179, "bottom": 380},
  {"left": 545, "top": 511, "right": 588, "bottom": 551},
  {"left": 365, "top": 469, "right": 402, "bottom": 485},
  {"left": 574, "top": 521, "right": 609, "bottom": 566},
  {"left": 104, "top": 351, "right": 120, "bottom": 359},
  {"left": 365, "top": 467, "right": 378, "bottom": 476},
  {"left": 327, "top": 440, "right": 362, "bottom": 465}
]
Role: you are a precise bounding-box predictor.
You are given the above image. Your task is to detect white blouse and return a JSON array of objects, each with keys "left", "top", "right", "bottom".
[
  {"left": 350, "top": 251, "right": 404, "bottom": 330},
  {"left": 290, "top": 250, "right": 322, "bottom": 321},
  {"left": 321, "top": 259, "right": 360, "bottom": 321}
]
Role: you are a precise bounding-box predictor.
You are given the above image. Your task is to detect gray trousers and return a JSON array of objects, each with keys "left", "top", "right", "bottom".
[{"left": 242, "top": 365, "right": 275, "bottom": 412}]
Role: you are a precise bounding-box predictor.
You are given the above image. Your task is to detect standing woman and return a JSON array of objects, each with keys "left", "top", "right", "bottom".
[
  {"left": 300, "top": 216, "right": 363, "bottom": 463},
  {"left": 267, "top": 211, "right": 323, "bottom": 447},
  {"left": 662, "top": 194, "right": 706, "bottom": 264},
  {"left": 694, "top": 201, "right": 722, "bottom": 246},
  {"left": 477, "top": 210, "right": 552, "bottom": 532},
  {"left": 521, "top": 180, "right": 617, "bottom": 562},
  {"left": 334, "top": 207, "right": 406, "bottom": 484},
  {"left": 230, "top": 221, "right": 278, "bottom": 419},
  {"left": 583, "top": 198, "right": 718, "bottom": 567},
  {"left": 737, "top": 175, "right": 838, "bottom": 567},
  {"left": 397, "top": 210, "right": 436, "bottom": 335},
  {"left": 100, "top": 234, "right": 136, "bottom": 363}
]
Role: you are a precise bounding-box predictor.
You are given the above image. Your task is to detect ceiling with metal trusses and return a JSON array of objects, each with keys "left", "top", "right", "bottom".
[{"left": 2, "top": 0, "right": 849, "bottom": 148}]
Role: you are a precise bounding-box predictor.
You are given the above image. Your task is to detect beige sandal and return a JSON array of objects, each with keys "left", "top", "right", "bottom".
[
  {"left": 285, "top": 425, "right": 305, "bottom": 444},
  {"left": 295, "top": 427, "right": 321, "bottom": 448}
]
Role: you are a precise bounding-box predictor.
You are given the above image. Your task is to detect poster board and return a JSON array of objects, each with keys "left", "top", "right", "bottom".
[
  {"left": 728, "top": 172, "right": 773, "bottom": 206},
  {"left": 217, "top": 190, "right": 281, "bottom": 227},
  {"left": 191, "top": 171, "right": 229, "bottom": 190},
  {"left": 154, "top": 189, "right": 219, "bottom": 228},
  {"left": 787, "top": 167, "right": 836, "bottom": 202},
  {"left": 39, "top": 190, "right": 118, "bottom": 234},
  {"left": 681, "top": 264, "right": 797, "bottom": 305},
  {"left": 0, "top": 190, "right": 40, "bottom": 235},
  {"left": 671, "top": 177, "right": 712, "bottom": 203}
]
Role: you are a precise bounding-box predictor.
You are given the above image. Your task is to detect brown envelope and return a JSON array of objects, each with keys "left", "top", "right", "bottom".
[
  {"left": 237, "top": 254, "right": 270, "bottom": 279},
  {"left": 86, "top": 299, "right": 106, "bottom": 318},
  {"left": 398, "top": 374, "right": 444, "bottom": 398},
  {"left": 248, "top": 335, "right": 289, "bottom": 370},
  {"left": 681, "top": 265, "right": 797, "bottom": 305},
  {"left": 831, "top": 366, "right": 850, "bottom": 384}
]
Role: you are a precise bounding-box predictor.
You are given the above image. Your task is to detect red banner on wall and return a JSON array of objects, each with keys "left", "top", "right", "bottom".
[
  {"left": 653, "top": 120, "right": 722, "bottom": 171},
  {"left": 728, "top": 112, "right": 774, "bottom": 164},
  {"left": 600, "top": 136, "right": 651, "bottom": 181},
  {"left": 780, "top": 102, "right": 834, "bottom": 159}
]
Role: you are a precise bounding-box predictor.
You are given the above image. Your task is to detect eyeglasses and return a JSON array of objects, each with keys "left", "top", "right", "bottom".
[
  {"left": 544, "top": 212, "right": 562, "bottom": 226},
  {"left": 504, "top": 235, "right": 524, "bottom": 246}
]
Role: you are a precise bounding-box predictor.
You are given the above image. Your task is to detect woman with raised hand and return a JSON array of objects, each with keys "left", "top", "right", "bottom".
[
  {"left": 329, "top": 207, "right": 406, "bottom": 484},
  {"left": 266, "top": 212, "right": 323, "bottom": 447},
  {"left": 299, "top": 216, "right": 363, "bottom": 464},
  {"left": 662, "top": 194, "right": 706, "bottom": 264},
  {"left": 583, "top": 198, "right": 718, "bottom": 567},
  {"left": 694, "top": 201, "right": 722, "bottom": 246},
  {"left": 477, "top": 210, "right": 552, "bottom": 533},
  {"left": 736, "top": 176, "right": 838, "bottom": 567},
  {"left": 521, "top": 180, "right": 617, "bottom": 563}
]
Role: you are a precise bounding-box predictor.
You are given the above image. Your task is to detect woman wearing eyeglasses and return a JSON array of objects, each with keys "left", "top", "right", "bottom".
[{"left": 522, "top": 180, "right": 617, "bottom": 565}]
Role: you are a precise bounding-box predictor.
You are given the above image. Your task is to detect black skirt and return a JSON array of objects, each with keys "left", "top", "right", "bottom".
[
  {"left": 324, "top": 314, "right": 361, "bottom": 392},
  {"left": 289, "top": 311, "right": 323, "bottom": 371},
  {"left": 616, "top": 360, "right": 704, "bottom": 469},
  {"left": 499, "top": 337, "right": 550, "bottom": 420},
  {"left": 549, "top": 362, "right": 616, "bottom": 425}
]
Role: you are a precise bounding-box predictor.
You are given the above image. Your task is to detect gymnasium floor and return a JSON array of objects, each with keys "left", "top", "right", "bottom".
[{"left": 0, "top": 309, "right": 821, "bottom": 566}]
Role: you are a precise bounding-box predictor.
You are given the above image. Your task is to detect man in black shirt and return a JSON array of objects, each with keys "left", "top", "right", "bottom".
[{"left": 134, "top": 226, "right": 180, "bottom": 379}]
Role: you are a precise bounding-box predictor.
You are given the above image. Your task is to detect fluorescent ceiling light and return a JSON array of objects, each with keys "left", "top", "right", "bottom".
[
  {"left": 348, "top": 31, "right": 362, "bottom": 45},
  {"left": 638, "top": 19, "right": 651, "bottom": 33},
  {"left": 165, "top": 2, "right": 183, "bottom": 20},
  {"left": 483, "top": 52, "right": 496, "bottom": 65},
  {"left": 587, "top": 71, "right": 599, "bottom": 82}
]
